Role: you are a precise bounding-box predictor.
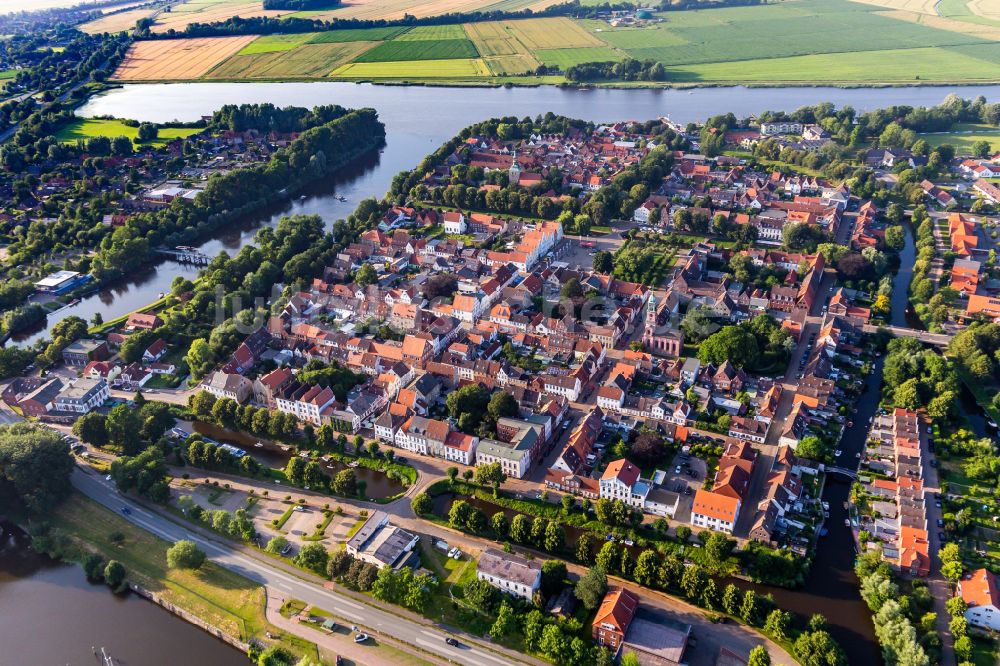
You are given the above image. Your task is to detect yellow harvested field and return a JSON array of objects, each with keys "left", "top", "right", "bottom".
[
  {"left": 111, "top": 36, "right": 259, "bottom": 81},
  {"left": 849, "top": 0, "right": 938, "bottom": 14},
  {"left": 151, "top": 0, "right": 289, "bottom": 34},
  {"left": 79, "top": 7, "right": 158, "bottom": 34},
  {"left": 465, "top": 21, "right": 523, "bottom": 55},
  {"left": 877, "top": 8, "right": 1000, "bottom": 39},
  {"left": 503, "top": 17, "right": 606, "bottom": 50},
  {"left": 970, "top": 0, "right": 1000, "bottom": 21}
]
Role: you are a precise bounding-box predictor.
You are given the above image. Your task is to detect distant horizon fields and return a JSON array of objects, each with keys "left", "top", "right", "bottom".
[{"left": 108, "top": 0, "right": 1000, "bottom": 85}]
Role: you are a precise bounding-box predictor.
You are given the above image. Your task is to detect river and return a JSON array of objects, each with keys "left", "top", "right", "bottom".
[
  {"left": 0, "top": 524, "right": 247, "bottom": 665},
  {"left": 12, "top": 81, "right": 1000, "bottom": 346}
]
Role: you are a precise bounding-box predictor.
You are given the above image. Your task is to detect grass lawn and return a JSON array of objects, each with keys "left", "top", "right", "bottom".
[
  {"left": 55, "top": 119, "right": 200, "bottom": 147},
  {"left": 307, "top": 26, "right": 409, "bottom": 42},
  {"left": 208, "top": 42, "right": 376, "bottom": 79},
  {"left": 344, "top": 517, "right": 366, "bottom": 539},
  {"left": 50, "top": 494, "right": 316, "bottom": 658},
  {"left": 920, "top": 122, "right": 1000, "bottom": 154},
  {"left": 238, "top": 33, "right": 317, "bottom": 55}
]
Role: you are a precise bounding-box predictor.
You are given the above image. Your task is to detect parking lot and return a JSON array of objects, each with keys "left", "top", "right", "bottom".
[{"left": 662, "top": 451, "right": 708, "bottom": 524}]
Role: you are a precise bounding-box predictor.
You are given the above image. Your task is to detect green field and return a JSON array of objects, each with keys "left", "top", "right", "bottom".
[
  {"left": 308, "top": 26, "right": 410, "bottom": 42},
  {"left": 55, "top": 119, "right": 200, "bottom": 146},
  {"left": 352, "top": 38, "right": 479, "bottom": 62},
  {"left": 582, "top": 0, "right": 983, "bottom": 67},
  {"left": 535, "top": 46, "right": 622, "bottom": 68},
  {"left": 394, "top": 24, "right": 469, "bottom": 40},
  {"left": 331, "top": 57, "right": 491, "bottom": 78},
  {"left": 207, "top": 42, "right": 376, "bottom": 78},
  {"left": 238, "top": 32, "right": 316, "bottom": 54},
  {"left": 920, "top": 123, "right": 1000, "bottom": 154}
]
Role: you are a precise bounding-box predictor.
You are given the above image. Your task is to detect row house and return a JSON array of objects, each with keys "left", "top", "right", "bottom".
[{"left": 275, "top": 384, "right": 336, "bottom": 426}]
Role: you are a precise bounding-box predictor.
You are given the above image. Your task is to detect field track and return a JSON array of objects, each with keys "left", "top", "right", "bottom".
[{"left": 112, "top": 36, "right": 259, "bottom": 80}]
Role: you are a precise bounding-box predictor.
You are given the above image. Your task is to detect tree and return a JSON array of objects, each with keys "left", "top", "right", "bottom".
[
  {"left": 331, "top": 469, "right": 357, "bottom": 496},
  {"left": 137, "top": 122, "right": 159, "bottom": 142},
  {"left": 575, "top": 566, "right": 608, "bottom": 610},
  {"left": 510, "top": 513, "right": 531, "bottom": 543},
  {"left": 166, "top": 540, "right": 206, "bottom": 569},
  {"left": 354, "top": 263, "right": 377, "bottom": 287},
  {"left": 722, "top": 583, "right": 740, "bottom": 614},
  {"left": 490, "top": 601, "right": 516, "bottom": 639},
  {"left": 740, "top": 589, "right": 758, "bottom": 624},
  {"left": 0, "top": 423, "right": 75, "bottom": 514},
  {"left": 630, "top": 431, "right": 667, "bottom": 467},
  {"left": 487, "top": 391, "right": 518, "bottom": 423},
  {"left": 446, "top": 466, "right": 458, "bottom": 484},
  {"left": 593, "top": 250, "right": 613, "bottom": 274},
  {"left": 411, "top": 493, "right": 431, "bottom": 515},
  {"left": 763, "top": 609, "right": 789, "bottom": 641},
  {"left": 748, "top": 646, "right": 771, "bottom": 666},
  {"left": 73, "top": 412, "right": 109, "bottom": 447},
  {"left": 475, "top": 461, "right": 507, "bottom": 497},
  {"left": 294, "top": 543, "right": 329, "bottom": 575},
  {"left": 633, "top": 549, "right": 660, "bottom": 587},
  {"left": 105, "top": 404, "right": 143, "bottom": 455},
  {"left": 544, "top": 521, "right": 565, "bottom": 552},
  {"left": 794, "top": 630, "right": 846, "bottom": 666},
  {"left": 972, "top": 140, "right": 992, "bottom": 158},
  {"left": 104, "top": 560, "right": 126, "bottom": 590},
  {"left": 704, "top": 532, "right": 734, "bottom": 572},
  {"left": 541, "top": 559, "right": 567, "bottom": 597},
  {"left": 266, "top": 536, "right": 290, "bottom": 555},
  {"left": 576, "top": 532, "right": 598, "bottom": 563},
  {"left": 884, "top": 225, "right": 906, "bottom": 252},
  {"left": 698, "top": 325, "right": 759, "bottom": 368},
  {"left": 596, "top": 540, "right": 621, "bottom": 573}
]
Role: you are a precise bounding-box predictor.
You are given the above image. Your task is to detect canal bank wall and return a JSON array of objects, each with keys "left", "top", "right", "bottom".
[{"left": 129, "top": 582, "right": 250, "bottom": 654}]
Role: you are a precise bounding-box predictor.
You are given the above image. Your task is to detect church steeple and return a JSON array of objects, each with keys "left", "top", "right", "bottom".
[{"left": 508, "top": 147, "right": 521, "bottom": 185}]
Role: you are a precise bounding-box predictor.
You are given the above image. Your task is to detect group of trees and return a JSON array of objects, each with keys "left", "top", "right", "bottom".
[
  {"left": 446, "top": 384, "right": 519, "bottom": 437},
  {"left": 189, "top": 391, "right": 301, "bottom": 443},
  {"left": 178, "top": 494, "right": 257, "bottom": 543},
  {"left": 564, "top": 58, "right": 667, "bottom": 82},
  {"left": 697, "top": 314, "right": 793, "bottom": 372},
  {"left": 856, "top": 550, "right": 934, "bottom": 665},
  {"left": 949, "top": 323, "right": 1000, "bottom": 386},
  {"left": 110, "top": 445, "right": 170, "bottom": 502},
  {"left": 0, "top": 423, "right": 74, "bottom": 514},
  {"left": 74, "top": 399, "right": 174, "bottom": 455},
  {"left": 881, "top": 337, "right": 958, "bottom": 420},
  {"left": 185, "top": 437, "right": 262, "bottom": 476}
]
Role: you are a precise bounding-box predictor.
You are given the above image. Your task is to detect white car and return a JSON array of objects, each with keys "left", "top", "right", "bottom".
[
  {"left": 354, "top": 633, "right": 369, "bottom": 644},
  {"left": 834, "top": 450, "right": 842, "bottom": 457}
]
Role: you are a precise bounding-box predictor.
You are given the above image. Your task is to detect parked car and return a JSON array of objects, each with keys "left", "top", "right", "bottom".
[{"left": 354, "top": 633, "right": 369, "bottom": 643}]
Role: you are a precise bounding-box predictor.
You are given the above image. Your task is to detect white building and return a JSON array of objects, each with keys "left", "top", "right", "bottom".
[
  {"left": 960, "top": 569, "right": 1000, "bottom": 631},
  {"left": 599, "top": 459, "right": 649, "bottom": 509},
  {"left": 476, "top": 438, "right": 532, "bottom": 480},
  {"left": 691, "top": 489, "right": 740, "bottom": 534},
  {"left": 54, "top": 378, "right": 109, "bottom": 414},
  {"left": 443, "top": 211, "right": 467, "bottom": 234},
  {"left": 477, "top": 548, "right": 541, "bottom": 601},
  {"left": 275, "top": 384, "right": 336, "bottom": 426}
]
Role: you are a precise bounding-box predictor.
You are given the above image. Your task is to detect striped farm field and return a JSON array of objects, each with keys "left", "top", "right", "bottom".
[
  {"left": 970, "top": 0, "right": 1000, "bottom": 22},
  {"left": 352, "top": 37, "right": 478, "bottom": 61},
  {"left": 483, "top": 53, "right": 540, "bottom": 74},
  {"left": 285, "top": 0, "right": 512, "bottom": 21},
  {"left": 848, "top": 0, "right": 939, "bottom": 13},
  {"left": 207, "top": 41, "right": 376, "bottom": 77},
  {"left": 464, "top": 20, "right": 523, "bottom": 54},
  {"left": 503, "top": 17, "right": 606, "bottom": 49},
  {"left": 112, "top": 36, "right": 258, "bottom": 81},
  {"left": 330, "top": 57, "right": 490, "bottom": 78}
]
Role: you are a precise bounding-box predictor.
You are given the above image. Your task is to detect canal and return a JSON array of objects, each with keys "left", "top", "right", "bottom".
[
  {"left": 0, "top": 524, "right": 246, "bottom": 665},
  {"left": 13, "top": 81, "right": 1000, "bottom": 345}
]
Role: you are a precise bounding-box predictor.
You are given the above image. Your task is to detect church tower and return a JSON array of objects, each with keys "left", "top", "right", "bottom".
[{"left": 508, "top": 148, "right": 521, "bottom": 186}]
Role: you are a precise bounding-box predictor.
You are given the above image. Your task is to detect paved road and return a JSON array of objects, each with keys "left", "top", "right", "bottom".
[{"left": 71, "top": 467, "right": 537, "bottom": 666}]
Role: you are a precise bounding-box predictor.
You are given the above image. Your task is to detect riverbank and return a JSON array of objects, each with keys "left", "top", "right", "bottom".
[{"left": 40, "top": 493, "right": 319, "bottom": 662}]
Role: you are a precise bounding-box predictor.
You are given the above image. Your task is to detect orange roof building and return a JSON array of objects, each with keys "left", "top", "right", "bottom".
[
  {"left": 692, "top": 489, "right": 741, "bottom": 534},
  {"left": 592, "top": 587, "right": 639, "bottom": 651},
  {"left": 960, "top": 569, "right": 1000, "bottom": 630}
]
